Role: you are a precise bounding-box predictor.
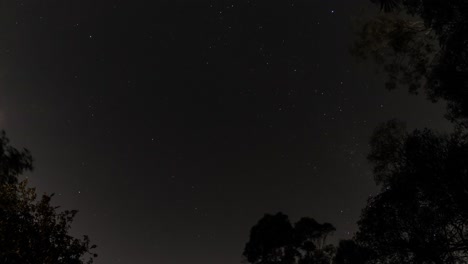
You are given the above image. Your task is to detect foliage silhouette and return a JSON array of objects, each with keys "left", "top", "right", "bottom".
[
  {"left": 334, "top": 240, "right": 371, "bottom": 264},
  {"left": 0, "top": 131, "right": 33, "bottom": 185},
  {"left": 355, "top": 120, "right": 468, "bottom": 263},
  {"left": 353, "top": 0, "right": 468, "bottom": 125},
  {"left": 370, "top": 0, "right": 400, "bottom": 12},
  {"left": 0, "top": 131, "right": 97, "bottom": 264},
  {"left": 243, "top": 212, "right": 335, "bottom": 264}
]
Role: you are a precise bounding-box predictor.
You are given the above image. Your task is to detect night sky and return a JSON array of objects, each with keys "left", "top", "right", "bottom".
[{"left": 0, "top": 0, "right": 451, "bottom": 263}]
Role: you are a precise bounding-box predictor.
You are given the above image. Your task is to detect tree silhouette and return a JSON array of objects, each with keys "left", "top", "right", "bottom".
[
  {"left": 0, "top": 131, "right": 33, "bottom": 185},
  {"left": 0, "top": 131, "right": 97, "bottom": 264},
  {"left": 243, "top": 212, "right": 335, "bottom": 264},
  {"left": 354, "top": 120, "right": 468, "bottom": 263},
  {"left": 295, "top": 218, "right": 336, "bottom": 264},
  {"left": 370, "top": 0, "right": 400, "bottom": 12},
  {"left": 353, "top": 0, "right": 468, "bottom": 125},
  {"left": 243, "top": 213, "right": 296, "bottom": 264},
  {"left": 334, "top": 240, "right": 371, "bottom": 264}
]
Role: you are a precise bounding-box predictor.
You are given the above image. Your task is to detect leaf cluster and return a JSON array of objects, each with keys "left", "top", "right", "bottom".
[
  {"left": 0, "top": 131, "right": 97, "bottom": 264},
  {"left": 243, "top": 213, "right": 336, "bottom": 264}
]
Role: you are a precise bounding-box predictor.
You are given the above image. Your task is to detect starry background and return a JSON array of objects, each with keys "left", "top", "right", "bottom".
[{"left": 0, "top": 0, "right": 451, "bottom": 263}]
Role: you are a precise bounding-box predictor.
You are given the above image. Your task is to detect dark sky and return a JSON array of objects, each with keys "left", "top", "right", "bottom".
[{"left": 0, "top": 0, "right": 451, "bottom": 263}]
